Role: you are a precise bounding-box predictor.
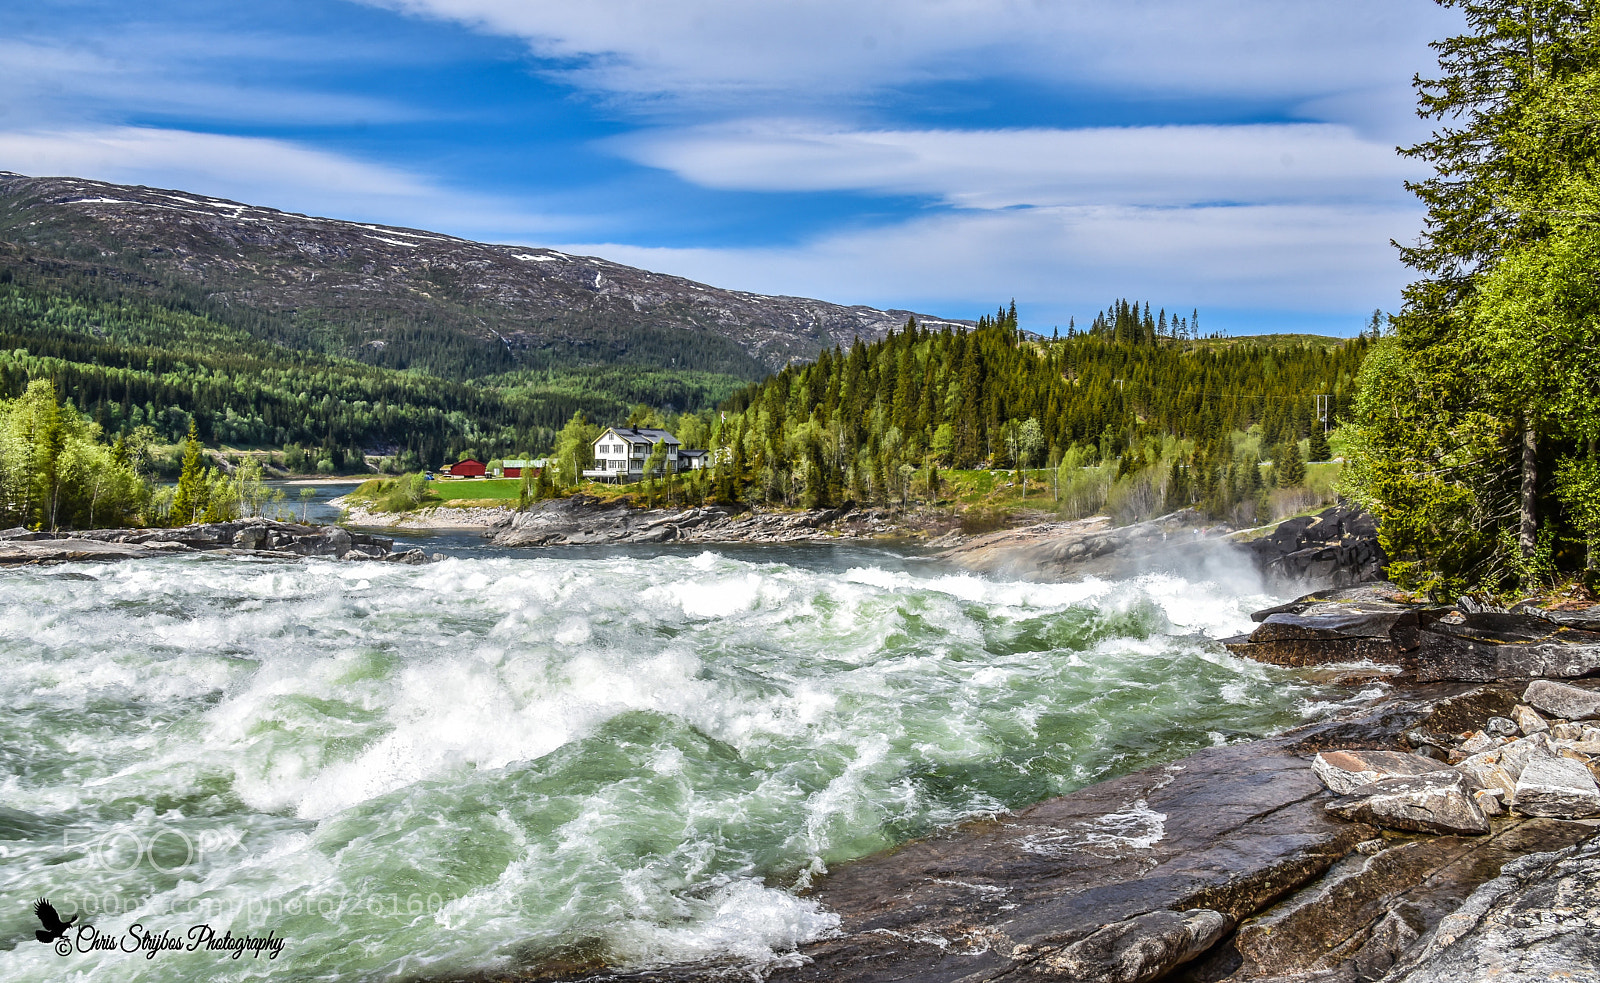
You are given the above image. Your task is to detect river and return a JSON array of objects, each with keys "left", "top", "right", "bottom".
[{"left": 0, "top": 512, "right": 1374, "bottom": 981}]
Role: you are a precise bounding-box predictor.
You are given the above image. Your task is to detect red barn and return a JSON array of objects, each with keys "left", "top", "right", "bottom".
[{"left": 446, "top": 459, "right": 486, "bottom": 477}]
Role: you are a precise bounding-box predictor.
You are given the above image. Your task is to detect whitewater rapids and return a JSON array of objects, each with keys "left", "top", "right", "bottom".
[{"left": 0, "top": 547, "right": 1361, "bottom": 981}]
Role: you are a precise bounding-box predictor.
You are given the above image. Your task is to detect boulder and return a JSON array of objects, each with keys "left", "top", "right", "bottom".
[
  {"left": 1326, "top": 771, "right": 1489, "bottom": 835},
  {"left": 1515, "top": 602, "right": 1600, "bottom": 632},
  {"left": 1244, "top": 506, "right": 1387, "bottom": 588},
  {"left": 1025, "top": 908, "right": 1229, "bottom": 983},
  {"left": 1512, "top": 755, "right": 1600, "bottom": 818},
  {"left": 1484, "top": 715, "right": 1518, "bottom": 737},
  {"left": 1455, "top": 751, "right": 1519, "bottom": 801},
  {"left": 1494, "top": 736, "right": 1557, "bottom": 791},
  {"left": 1382, "top": 841, "right": 1600, "bottom": 983},
  {"left": 1410, "top": 613, "right": 1600, "bottom": 682},
  {"left": 1522, "top": 679, "right": 1600, "bottom": 721},
  {"left": 1232, "top": 610, "right": 1420, "bottom": 667},
  {"left": 1511, "top": 704, "right": 1549, "bottom": 735},
  {"left": 1312, "top": 749, "right": 1453, "bottom": 795},
  {"left": 1471, "top": 788, "right": 1505, "bottom": 816}
]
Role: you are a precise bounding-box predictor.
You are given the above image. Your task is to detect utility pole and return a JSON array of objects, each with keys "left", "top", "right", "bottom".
[{"left": 1315, "top": 394, "right": 1331, "bottom": 433}]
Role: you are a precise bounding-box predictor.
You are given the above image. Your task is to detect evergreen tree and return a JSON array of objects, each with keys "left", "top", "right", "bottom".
[
  {"left": 1308, "top": 427, "right": 1331, "bottom": 463},
  {"left": 170, "top": 421, "right": 206, "bottom": 525},
  {"left": 1345, "top": 0, "right": 1600, "bottom": 593},
  {"left": 1275, "top": 441, "right": 1306, "bottom": 488}
]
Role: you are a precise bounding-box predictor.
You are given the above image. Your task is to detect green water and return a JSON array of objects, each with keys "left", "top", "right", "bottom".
[{"left": 0, "top": 547, "right": 1364, "bottom": 981}]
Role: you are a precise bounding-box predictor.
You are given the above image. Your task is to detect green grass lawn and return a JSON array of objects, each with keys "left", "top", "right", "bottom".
[{"left": 429, "top": 478, "right": 525, "bottom": 502}]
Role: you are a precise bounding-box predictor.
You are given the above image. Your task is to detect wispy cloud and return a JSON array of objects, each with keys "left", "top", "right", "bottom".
[
  {"left": 368, "top": 0, "right": 1456, "bottom": 125},
  {"left": 554, "top": 200, "right": 1418, "bottom": 324},
  {"left": 614, "top": 121, "right": 1419, "bottom": 209},
  {"left": 0, "top": 126, "right": 565, "bottom": 238},
  {"left": 0, "top": 38, "right": 414, "bottom": 128}
]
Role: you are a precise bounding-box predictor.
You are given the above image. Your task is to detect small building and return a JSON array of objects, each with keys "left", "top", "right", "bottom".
[
  {"left": 446, "top": 459, "right": 486, "bottom": 478},
  {"left": 498, "top": 459, "right": 537, "bottom": 478},
  {"left": 677, "top": 449, "right": 709, "bottom": 471},
  {"left": 583, "top": 427, "right": 683, "bottom": 482}
]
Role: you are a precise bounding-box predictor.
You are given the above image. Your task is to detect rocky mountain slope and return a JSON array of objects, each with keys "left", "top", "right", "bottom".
[{"left": 0, "top": 172, "right": 966, "bottom": 379}]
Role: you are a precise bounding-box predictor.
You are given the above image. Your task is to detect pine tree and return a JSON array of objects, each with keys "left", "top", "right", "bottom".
[
  {"left": 1275, "top": 441, "right": 1305, "bottom": 488},
  {"left": 170, "top": 421, "right": 206, "bottom": 526},
  {"left": 1308, "top": 427, "right": 1331, "bottom": 463}
]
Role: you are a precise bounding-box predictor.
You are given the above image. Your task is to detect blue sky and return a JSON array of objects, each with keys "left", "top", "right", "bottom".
[{"left": 0, "top": 0, "right": 1461, "bottom": 335}]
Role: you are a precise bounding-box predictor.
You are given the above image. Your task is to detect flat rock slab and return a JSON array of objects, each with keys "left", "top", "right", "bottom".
[
  {"left": 1251, "top": 610, "right": 1417, "bottom": 644},
  {"left": 1186, "top": 817, "right": 1596, "bottom": 983},
  {"left": 1412, "top": 615, "right": 1600, "bottom": 683},
  {"left": 0, "top": 538, "right": 186, "bottom": 564},
  {"left": 1513, "top": 756, "right": 1600, "bottom": 819},
  {"left": 1382, "top": 837, "right": 1600, "bottom": 982},
  {"left": 1523, "top": 679, "right": 1600, "bottom": 721},
  {"left": 1248, "top": 581, "right": 1417, "bottom": 622},
  {"left": 1313, "top": 749, "right": 1453, "bottom": 795},
  {"left": 1326, "top": 771, "right": 1489, "bottom": 836},
  {"left": 543, "top": 706, "right": 1428, "bottom": 983}
]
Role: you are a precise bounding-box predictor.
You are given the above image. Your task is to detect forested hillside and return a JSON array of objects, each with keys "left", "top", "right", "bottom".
[
  {"left": 632, "top": 304, "right": 1367, "bottom": 522},
  {"left": 0, "top": 172, "right": 962, "bottom": 379},
  {"left": 1343, "top": 0, "right": 1600, "bottom": 596},
  {"left": 0, "top": 249, "right": 749, "bottom": 468}
]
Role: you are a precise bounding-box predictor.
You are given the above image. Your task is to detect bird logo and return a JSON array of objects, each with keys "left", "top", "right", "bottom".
[{"left": 33, "top": 899, "right": 77, "bottom": 945}]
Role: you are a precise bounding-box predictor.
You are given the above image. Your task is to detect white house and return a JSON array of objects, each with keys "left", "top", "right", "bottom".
[{"left": 583, "top": 427, "right": 683, "bottom": 482}]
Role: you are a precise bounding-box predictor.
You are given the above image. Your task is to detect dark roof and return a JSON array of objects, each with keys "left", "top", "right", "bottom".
[
  {"left": 599, "top": 427, "right": 680, "bottom": 446},
  {"left": 678, "top": 448, "right": 708, "bottom": 458}
]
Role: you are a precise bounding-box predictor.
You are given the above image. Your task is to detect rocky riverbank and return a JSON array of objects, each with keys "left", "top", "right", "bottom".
[
  {"left": 527, "top": 582, "right": 1600, "bottom": 983},
  {"left": 485, "top": 494, "right": 952, "bottom": 547},
  {"left": 475, "top": 496, "right": 1386, "bottom": 592},
  {"left": 936, "top": 504, "right": 1385, "bottom": 590},
  {"left": 1223, "top": 581, "right": 1600, "bottom": 684},
  {"left": 0, "top": 519, "right": 436, "bottom": 565}
]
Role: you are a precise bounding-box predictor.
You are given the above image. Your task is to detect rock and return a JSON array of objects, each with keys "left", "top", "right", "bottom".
[
  {"left": 0, "top": 521, "right": 421, "bottom": 565},
  {"left": 1024, "top": 908, "right": 1229, "bottom": 982},
  {"left": 1456, "top": 751, "right": 1519, "bottom": 801},
  {"left": 1485, "top": 715, "right": 1518, "bottom": 737},
  {"left": 1381, "top": 840, "right": 1600, "bottom": 983},
  {"left": 1410, "top": 685, "right": 1523, "bottom": 744},
  {"left": 1326, "top": 771, "right": 1489, "bottom": 835},
  {"left": 1410, "top": 613, "right": 1600, "bottom": 682},
  {"left": 1312, "top": 749, "right": 1453, "bottom": 795},
  {"left": 1498, "top": 734, "right": 1557, "bottom": 778},
  {"left": 1515, "top": 602, "right": 1600, "bottom": 632},
  {"left": 493, "top": 496, "right": 888, "bottom": 548},
  {"left": 1550, "top": 721, "right": 1585, "bottom": 741},
  {"left": 1511, "top": 704, "right": 1550, "bottom": 736},
  {"left": 1522, "top": 679, "right": 1600, "bottom": 721},
  {"left": 1512, "top": 755, "right": 1600, "bottom": 818},
  {"left": 1183, "top": 818, "right": 1594, "bottom": 983},
  {"left": 1243, "top": 505, "right": 1387, "bottom": 588},
  {"left": 1471, "top": 788, "right": 1505, "bottom": 816},
  {"left": 1456, "top": 731, "right": 1494, "bottom": 756},
  {"left": 1230, "top": 609, "right": 1418, "bottom": 667}
]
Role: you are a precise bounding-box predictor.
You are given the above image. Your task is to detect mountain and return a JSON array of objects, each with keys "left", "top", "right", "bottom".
[{"left": 0, "top": 172, "right": 966, "bottom": 381}]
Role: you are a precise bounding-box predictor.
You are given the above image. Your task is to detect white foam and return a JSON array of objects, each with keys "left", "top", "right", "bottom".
[{"left": 0, "top": 551, "right": 1321, "bottom": 982}]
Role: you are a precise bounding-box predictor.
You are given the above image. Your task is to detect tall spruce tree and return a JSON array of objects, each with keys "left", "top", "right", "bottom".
[{"left": 1345, "top": 0, "right": 1600, "bottom": 593}]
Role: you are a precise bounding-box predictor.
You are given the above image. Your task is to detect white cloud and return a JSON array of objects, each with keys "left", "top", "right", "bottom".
[
  {"left": 551, "top": 200, "right": 1419, "bottom": 328},
  {"left": 0, "top": 126, "right": 564, "bottom": 238},
  {"left": 615, "top": 121, "right": 1419, "bottom": 209},
  {"left": 0, "top": 39, "right": 411, "bottom": 128},
  {"left": 368, "top": 0, "right": 1458, "bottom": 124}
]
